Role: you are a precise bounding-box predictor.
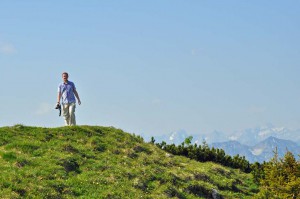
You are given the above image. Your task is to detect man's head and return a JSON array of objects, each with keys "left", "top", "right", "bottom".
[{"left": 62, "top": 72, "right": 69, "bottom": 83}]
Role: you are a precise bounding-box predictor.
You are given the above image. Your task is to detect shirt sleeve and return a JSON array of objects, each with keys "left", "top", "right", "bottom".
[{"left": 58, "top": 84, "right": 61, "bottom": 93}]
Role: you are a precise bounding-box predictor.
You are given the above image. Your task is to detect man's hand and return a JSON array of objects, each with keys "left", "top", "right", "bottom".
[{"left": 78, "top": 100, "right": 81, "bottom": 105}]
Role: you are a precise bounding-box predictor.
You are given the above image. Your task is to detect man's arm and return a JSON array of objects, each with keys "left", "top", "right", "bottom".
[
  {"left": 74, "top": 90, "right": 81, "bottom": 105},
  {"left": 57, "top": 92, "right": 62, "bottom": 104}
]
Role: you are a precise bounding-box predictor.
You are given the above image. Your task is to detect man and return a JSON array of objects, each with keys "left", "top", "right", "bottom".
[{"left": 57, "top": 72, "right": 81, "bottom": 126}]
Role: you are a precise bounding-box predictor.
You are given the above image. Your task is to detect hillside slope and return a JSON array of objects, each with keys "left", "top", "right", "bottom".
[{"left": 0, "top": 125, "right": 258, "bottom": 198}]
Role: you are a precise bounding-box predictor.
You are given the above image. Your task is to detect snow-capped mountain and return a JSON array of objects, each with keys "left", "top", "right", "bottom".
[
  {"left": 212, "top": 136, "right": 300, "bottom": 163},
  {"left": 144, "top": 130, "right": 190, "bottom": 145},
  {"left": 155, "top": 125, "right": 300, "bottom": 146},
  {"left": 169, "top": 130, "right": 189, "bottom": 144},
  {"left": 229, "top": 125, "right": 300, "bottom": 145},
  {"left": 147, "top": 130, "right": 229, "bottom": 145},
  {"left": 251, "top": 136, "right": 300, "bottom": 162}
]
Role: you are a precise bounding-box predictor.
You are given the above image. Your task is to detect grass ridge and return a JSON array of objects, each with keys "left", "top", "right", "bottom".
[{"left": 0, "top": 125, "right": 258, "bottom": 198}]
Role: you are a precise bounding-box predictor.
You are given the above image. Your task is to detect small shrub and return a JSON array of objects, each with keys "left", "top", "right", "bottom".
[
  {"left": 12, "top": 186, "right": 26, "bottom": 197},
  {"left": 50, "top": 182, "right": 67, "bottom": 194},
  {"left": 105, "top": 193, "right": 122, "bottom": 199},
  {"left": 17, "top": 143, "right": 40, "bottom": 154},
  {"left": 128, "top": 152, "right": 138, "bottom": 159},
  {"left": 62, "top": 144, "right": 79, "bottom": 153},
  {"left": 94, "top": 144, "right": 107, "bottom": 152},
  {"left": 113, "top": 149, "right": 121, "bottom": 155},
  {"left": 133, "top": 178, "right": 147, "bottom": 191},
  {"left": 13, "top": 124, "right": 25, "bottom": 129},
  {"left": 194, "top": 172, "right": 211, "bottom": 182},
  {"left": 15, "top": 158, "right": 30, "bottom": 168},
  {"left": 44, "top": 133, "right": 54, "bottom": 141},
  {"left": 59, "top": 158, "right": 80, "bottom": 173},
  {"left": 93, "top": 127, "right": 103, "bottom": 135},
  {"left": 91, "top": 137, "right": 107, "bottom": 152},
  {"left": 164, "top": 186, "right": 185, "bottom": 198},
  {"left": 133, "top": 145, "right": 151, "bottom": 154},
  {"left": 184, "top": 183, "right": 211, "bottom": 198},
  {"left": 0, "top": 137, "right": 9, "bottom": 146},
  {"left": 211, "top": 166, "right": 231, "bottom": 177},
  {"left": 2, "top": 152, "right": 17, "bottom": 161}
]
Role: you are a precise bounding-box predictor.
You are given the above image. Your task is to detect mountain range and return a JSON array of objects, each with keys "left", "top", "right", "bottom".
[
  {"left": 212, "top": 136, "right": 300, "bottom": 163},
  {"left": 228, "top": 125, "right": 300, "bottom": 145},
  {"left": 144, "top": 125, "right": 300, "bottom": 163}
]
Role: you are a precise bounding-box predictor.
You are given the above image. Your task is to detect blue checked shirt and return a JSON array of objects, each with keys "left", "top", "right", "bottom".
[{"left": 58, "top": 81, "right": 77, "bottom": 104}]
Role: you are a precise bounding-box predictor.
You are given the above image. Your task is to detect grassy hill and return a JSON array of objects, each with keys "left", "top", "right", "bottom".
[{"left": 0, "top": 125, "right": 258, "bottom": 198}]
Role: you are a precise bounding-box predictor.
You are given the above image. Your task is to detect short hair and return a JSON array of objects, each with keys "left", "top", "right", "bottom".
[{"left": 62, "top": 72, "right": 69, "bottom": 77}]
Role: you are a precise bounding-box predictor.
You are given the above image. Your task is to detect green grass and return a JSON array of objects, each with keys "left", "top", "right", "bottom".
[{"left": 0, "top": 125, "right": 258, "bottom": 198}]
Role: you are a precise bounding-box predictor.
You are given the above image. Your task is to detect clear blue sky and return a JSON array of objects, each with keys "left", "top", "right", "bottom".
[{"left": 1, "top": 1, "right": 300, "bottom": 136}]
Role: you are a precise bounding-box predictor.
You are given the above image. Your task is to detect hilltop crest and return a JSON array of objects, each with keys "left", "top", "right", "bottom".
[{"left": 0, "top": 125, "right": 257, "bottom": 198}]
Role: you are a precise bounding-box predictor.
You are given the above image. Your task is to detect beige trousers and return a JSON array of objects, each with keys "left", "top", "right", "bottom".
[{"left": 62, "top": 103, "right": 76, "bottom": 126}]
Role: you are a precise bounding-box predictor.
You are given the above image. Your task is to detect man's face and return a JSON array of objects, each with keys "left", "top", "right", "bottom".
[{"left": 62, "top": 74, "right": 68, "bottom": 82}]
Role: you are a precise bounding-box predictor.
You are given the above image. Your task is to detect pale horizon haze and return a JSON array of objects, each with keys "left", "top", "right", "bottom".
[{"left": 1, "top": 1, "right": 300, "bottom": 137}]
